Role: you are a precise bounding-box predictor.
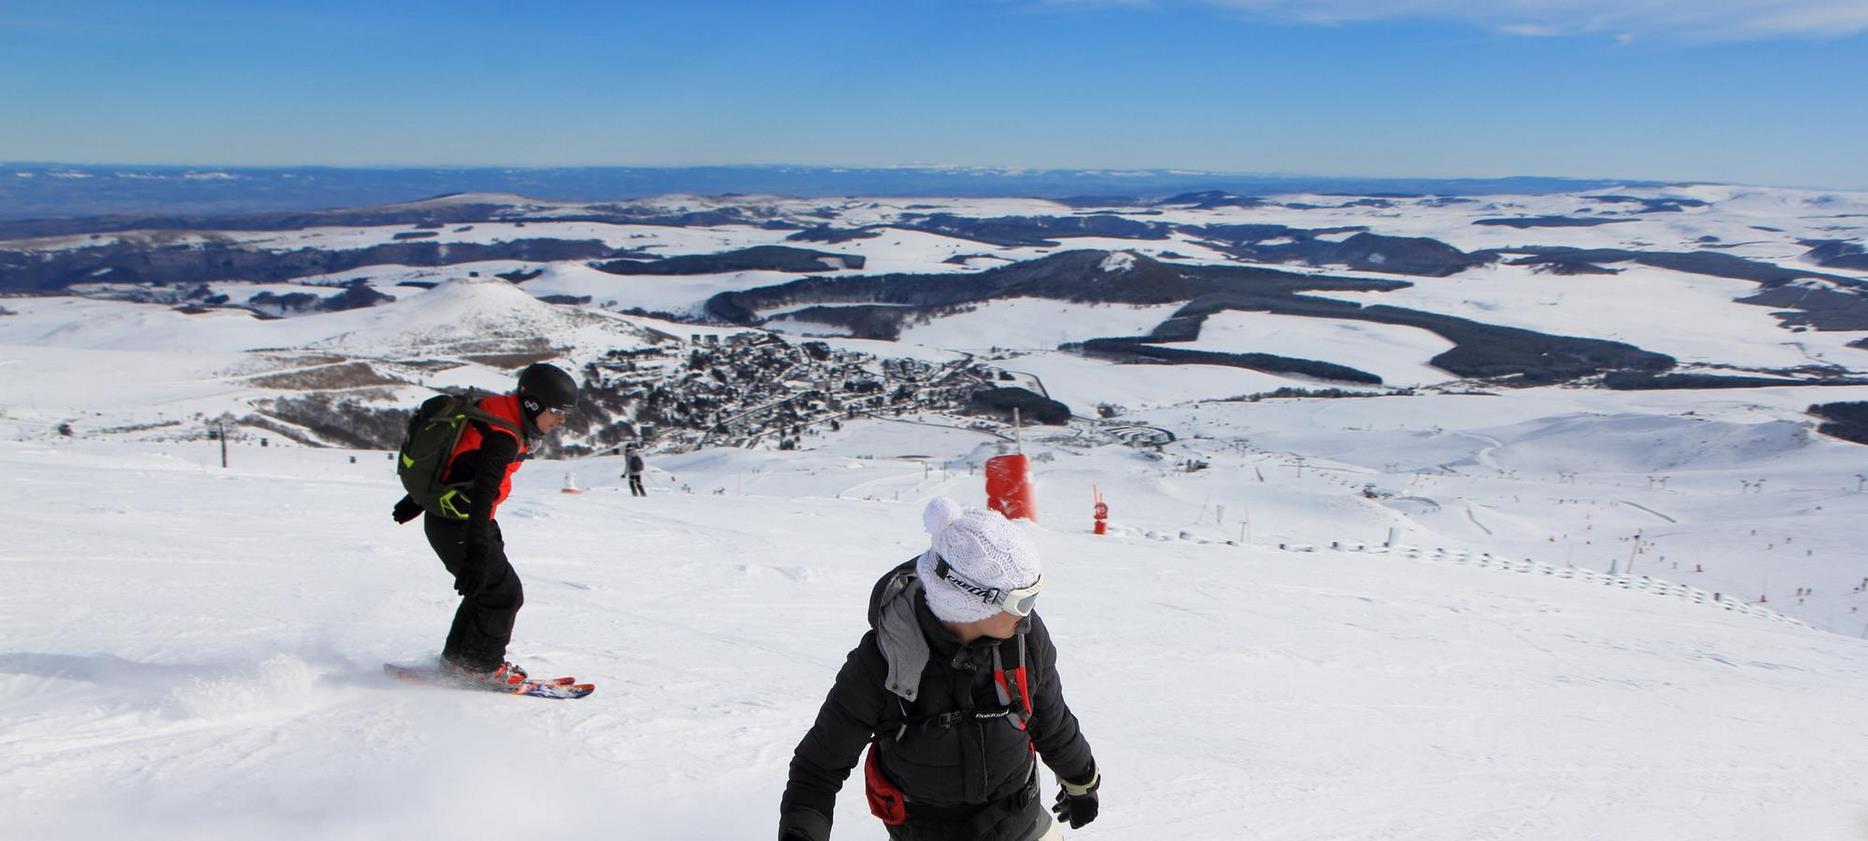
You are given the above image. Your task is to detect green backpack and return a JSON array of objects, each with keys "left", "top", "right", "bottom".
[{"left": 396, "top": 391, "right": 523, "bottom": 520}]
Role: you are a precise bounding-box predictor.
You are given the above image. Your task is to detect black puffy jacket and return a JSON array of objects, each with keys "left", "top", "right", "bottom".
[{"left": 779, "top": 560, "right": 1096, "bottom": 841}]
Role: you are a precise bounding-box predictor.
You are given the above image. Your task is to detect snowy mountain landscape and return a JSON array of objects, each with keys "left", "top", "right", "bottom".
[{"left": 5, "top": 181, "right": 1868, "bottom": 840}]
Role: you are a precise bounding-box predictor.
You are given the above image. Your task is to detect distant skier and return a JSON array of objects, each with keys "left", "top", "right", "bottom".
[
  {"left": 624, "top": 444, "right": 646, "bottom": 497},
  {"left": 391, "top": 362, "right": 579, "bottom": 688},
  {"left": 778, "top": 498, "right": 1100, "bottom": 841}
]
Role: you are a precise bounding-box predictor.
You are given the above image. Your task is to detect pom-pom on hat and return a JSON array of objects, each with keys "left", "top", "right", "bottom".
[{"left": 917, "top": 497, "right": 1043, "bottom": 623}]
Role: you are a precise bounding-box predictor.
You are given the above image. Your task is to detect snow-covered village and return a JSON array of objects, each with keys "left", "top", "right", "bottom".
[{"left": 7, "top": 4, "right": 1868, "bottom": 841}]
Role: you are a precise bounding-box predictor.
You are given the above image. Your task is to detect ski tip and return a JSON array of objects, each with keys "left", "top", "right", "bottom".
[
  {"left": 383, "top": 662, "right": 427, "bottom": 681},
  {"left": 514, "top": 681, "right": 596, "bottom": 700}
]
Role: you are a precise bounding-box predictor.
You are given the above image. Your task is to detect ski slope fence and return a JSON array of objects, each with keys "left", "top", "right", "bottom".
[{"left": 1274, "top": 540, "right": 1810, "bottom": 630}]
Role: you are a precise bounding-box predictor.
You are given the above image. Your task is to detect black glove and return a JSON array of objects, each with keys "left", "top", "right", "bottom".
[
  {"left": 392, "top": 496, "right": 423, "bottom": 524},
  {"left": 1052, "top": 767, "right": 1100, "bottom": 829}
]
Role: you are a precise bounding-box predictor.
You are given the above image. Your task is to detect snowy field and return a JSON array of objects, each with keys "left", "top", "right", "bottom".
[
  {"left": 890, "top": 299, "right": 1186, "bottom": 352},
  {"left": 1157, "top": 310, "right": 1458, "bottom": 387},
  {"left": 1314, "top": 263, "right": 1865, "bottom": 371}
]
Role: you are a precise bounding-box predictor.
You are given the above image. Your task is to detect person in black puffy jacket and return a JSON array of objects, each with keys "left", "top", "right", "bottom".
[{"left": 779, "top": 498, "right": 1101, "bottom": 841}]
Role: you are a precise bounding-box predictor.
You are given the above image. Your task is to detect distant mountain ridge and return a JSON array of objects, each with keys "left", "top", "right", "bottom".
[{"left": 0, "top": 163, "right": 1652, "bottom": 221}]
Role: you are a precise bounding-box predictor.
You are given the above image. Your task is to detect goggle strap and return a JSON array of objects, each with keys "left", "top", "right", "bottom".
[{"left": 934, "top": 554, "right": 1040, "bottom": 613}]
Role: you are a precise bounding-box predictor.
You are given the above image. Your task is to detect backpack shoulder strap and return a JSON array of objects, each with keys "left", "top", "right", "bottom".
[
  {"left": 991, "top": 636, "right": 1033, "bottom": 732},
  {"left": 458, "top": 394, "right": 523, "bottom": 440}
]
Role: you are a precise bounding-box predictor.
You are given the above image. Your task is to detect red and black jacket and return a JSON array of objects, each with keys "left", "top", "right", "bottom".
[{"left": 435, "top": 393, "right": 529, "bottom": 559}]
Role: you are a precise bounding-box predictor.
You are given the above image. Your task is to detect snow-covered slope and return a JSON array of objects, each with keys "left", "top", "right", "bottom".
[{"left": 2, "top": 439, "right": 1865, "bottom": 841}]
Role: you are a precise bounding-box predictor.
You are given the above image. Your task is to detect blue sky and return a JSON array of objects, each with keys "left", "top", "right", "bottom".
[{"left": 3, "top": 0, "right": 1866, "bottom": 188}]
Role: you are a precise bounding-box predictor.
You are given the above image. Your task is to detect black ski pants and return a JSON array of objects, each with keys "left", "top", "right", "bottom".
[
  {"left": 628, "top": 474, "right": 646, "bottom": 496},
  {"left": 423, "top": 514, "right": 524, "bottom": 672}
]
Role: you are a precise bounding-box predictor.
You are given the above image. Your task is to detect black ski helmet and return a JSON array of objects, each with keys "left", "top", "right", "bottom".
[{"left": 516, "top": 362, "right": 578, "bottom": 422}]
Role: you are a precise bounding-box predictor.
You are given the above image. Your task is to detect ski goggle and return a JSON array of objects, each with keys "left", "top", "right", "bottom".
[
  {"left": 523, "top": 397, "right": 573, "bottom": 417},
  {"left": 933, "top": 555, "right": 1043, "bottom": 617}
]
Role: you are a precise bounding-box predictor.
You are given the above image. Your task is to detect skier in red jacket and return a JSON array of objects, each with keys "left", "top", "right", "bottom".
[{"left": 391, "top": 363, "right": 578, "bottom": 687}]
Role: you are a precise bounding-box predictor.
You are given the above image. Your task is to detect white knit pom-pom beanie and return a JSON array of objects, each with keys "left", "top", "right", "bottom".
[{"left": 917, "top": 497, "right": 1043, "bottom": 623}]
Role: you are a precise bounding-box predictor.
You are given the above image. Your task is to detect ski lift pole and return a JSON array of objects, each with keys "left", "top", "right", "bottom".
[{"left": 1013, "top": 407, "right": 1022, "bottom": 454}]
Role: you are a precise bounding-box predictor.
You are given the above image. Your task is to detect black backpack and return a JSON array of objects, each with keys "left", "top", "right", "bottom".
[{"left": 396, "top": 392, "right": 522, "bottom": 519}]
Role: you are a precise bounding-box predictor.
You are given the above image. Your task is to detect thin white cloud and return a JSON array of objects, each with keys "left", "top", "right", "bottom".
[
  {"left": 1037, "top": 0, "right": 1160, "bottom": 8},
  {"left": 1497, "top": 23, "right": 1565, "bottom": 36},
  {"left": 1203, "top": 0, "right": 1868, "bottom": 41}
]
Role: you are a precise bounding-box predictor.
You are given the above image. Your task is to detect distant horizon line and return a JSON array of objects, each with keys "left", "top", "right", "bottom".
[
  {"left": 11, "top": 160, "right": 1865, "bottom": 193},
  {"left": 2, "top": 159, "right": 1669, "bottom": 184}
]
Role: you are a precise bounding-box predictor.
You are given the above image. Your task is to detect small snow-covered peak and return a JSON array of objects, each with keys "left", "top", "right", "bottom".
[
  {"left": 1099, "top": 251, "right": 1137, "bottom": 273},
  {"left": 309, "top": 277, "right": 589, "bottom": 352},
  {"left": 395, "top": 192, "right": 539, "bottom": 208}
]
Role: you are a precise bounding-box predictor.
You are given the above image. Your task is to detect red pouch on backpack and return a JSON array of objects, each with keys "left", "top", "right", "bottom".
[{"left": 863, "top": 742, "right": 907, "bottom": 825}]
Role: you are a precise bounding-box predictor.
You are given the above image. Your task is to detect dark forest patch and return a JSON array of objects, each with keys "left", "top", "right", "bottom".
[
  {"left": 0, "top": 238, "right": 632, "bottom": 292},
  {"left": 1072, "top": 339, "right": 1384, "bottom": 384},
  {"left": 886, "top": 213, "right": 1174, "bottom": 247},
  {"left": 769, "top": 305, "right": 917, "bottom": 340},
  {"left": 968, "top": 387, "right": 1072, "bottom": 424},
  {"left": 1504, "top": 248, "right": 1864, "bottom": 292},
  {"left": 1199, "top": 231, "right": 1490, "bottom": 277},
  {"left": 496, "top": 267, "right": 545, "bottom": 283},
  {"left": 1603, "top": 372, "right": 1868, "bottom": 390},
  {"left": 1809, "top": 401, "right": 1868, "bottom": 445},
  {"left": 1155, "top": 191, "right": 1267, "bottom": 209},
  {"left": 1801, "top": 240, "right": 1868, "bottom": 271},
  {"left": 1475, "top": 217, "right": 1638, "bottom": 228},
  {"left": 1737, "top": 285, "right": 1868, "bottom": 330},
  {"left": 1584, "top": 195, "right": 1710, "bottom": 213},
  {"left": 246, "top": 283, "right": 394, "bottom": 316},
  {"left": 786, "top": 225, "right": 883, "bottom": 244},
  {"left": 591, "top": 245, "right": 864, "bottom": 276}
]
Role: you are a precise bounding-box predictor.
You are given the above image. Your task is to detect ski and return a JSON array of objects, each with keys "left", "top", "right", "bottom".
[{"left": 383, "top": 663, "right": 595, "bottom": 700}]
